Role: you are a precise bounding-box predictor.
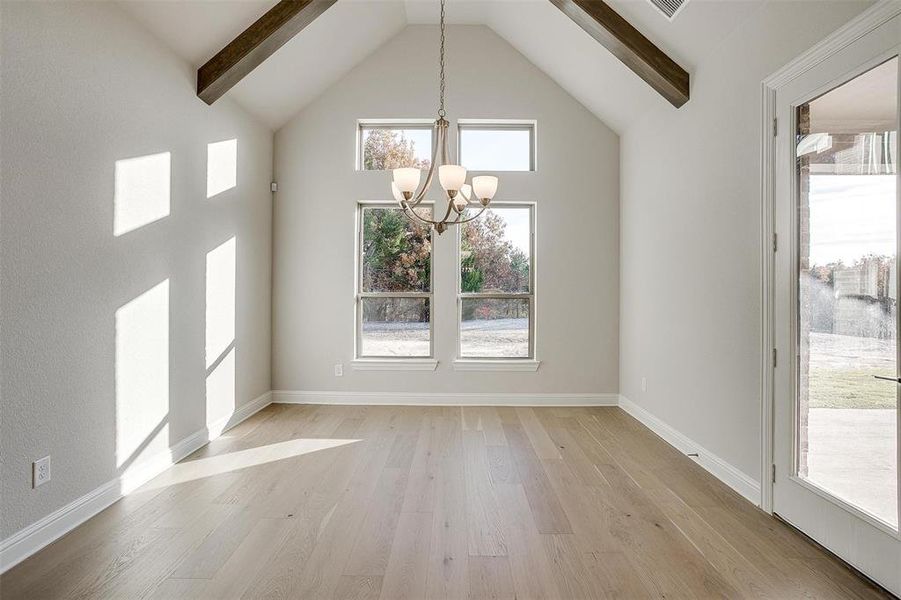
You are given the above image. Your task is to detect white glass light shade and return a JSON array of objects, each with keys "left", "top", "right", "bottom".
[
  {"left": 391, "top": 182, "right": 405, "bottom": 203},
  {"left": 472, "top": 175, "right": 498, "bottom": 200},
  {"left": 452, "top": 197, "right": 468, "bottom": 212},
  {"left": 460, "top": 183, "right": 472, "bottom": 201},
  {"left": 438, "top": 165, "right": 466, "bottom": 191},
  {"left": 393, "top": 168, "right": 421, "bottom": 194}
]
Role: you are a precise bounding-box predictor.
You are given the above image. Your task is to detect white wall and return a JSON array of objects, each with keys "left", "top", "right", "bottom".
[
  {"left": 0, "top": 2, "right": 273, "bottom": 541},
  {"left": 619, "top": 0, "right": 873, "bottom": 485},
  {"left": 272, "top": 25, "right": 619, "bottom": 396},
  {"left": 6, "top": 0, "right": 865, "bottom": 556}
]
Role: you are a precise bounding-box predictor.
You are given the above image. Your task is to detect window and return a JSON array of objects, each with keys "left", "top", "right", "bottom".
[
  {"left": 357, "top": 204, "right": 433, "bottom": 357},
  {"left": 357, "top": 121, "right": 433, "bottom": 171},
  {"left": 458, "top": 204, "right": 534, "bottom": 358},
  {"left": 458, "top": 121, "right": 535, "bottom": 172}
]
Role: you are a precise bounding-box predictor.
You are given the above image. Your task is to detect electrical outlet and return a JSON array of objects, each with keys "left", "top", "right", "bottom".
[
  {"left": 33, "top": 456, "right": 50, "bottom": 488},
  {"left": 641, "top": 377, "right": 648, "bottom": 392},
  {"left": 334, "top": 363, "right": 344, "bottom": 377}
]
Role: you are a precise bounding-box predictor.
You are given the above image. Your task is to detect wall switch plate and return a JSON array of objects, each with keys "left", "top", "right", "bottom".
[
  {"left": 270, "top": 182, "right": 278, "bottom": 192},
  {"left": 641, "top": 377, "right": 648, "bottom": 392},
  {"left": 33, "top": 456, "right": 50, "bottom": 488},
  {"left": 334, "top": 363, "right": 343, "bottom": 377}
]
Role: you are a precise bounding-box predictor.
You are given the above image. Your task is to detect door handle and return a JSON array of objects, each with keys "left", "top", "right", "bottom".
[{"left": 873, "top": 375, "right": 901, "bottom": 383}]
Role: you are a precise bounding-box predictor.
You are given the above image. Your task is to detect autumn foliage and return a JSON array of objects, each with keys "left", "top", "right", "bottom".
[
  {"left": 361, "top": 129, "right": 529, "bottom": 324},
  {"left": 362, "top": 128, "right": 431, "bottom": 170}
]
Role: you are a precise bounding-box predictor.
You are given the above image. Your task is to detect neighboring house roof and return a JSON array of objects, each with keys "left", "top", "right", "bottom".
[{"left": 118, "top": 0, "right": 762, "bottom": 133}]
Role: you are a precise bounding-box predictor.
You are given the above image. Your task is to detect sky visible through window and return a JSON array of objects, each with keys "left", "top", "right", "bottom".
[
  {"left": 809, "top": 174, "right": 896, "bottom": 265},
  {"left": 492, "top": 207, "right": 531, "bottom": 254},
  {"left": 460, "top": 128, "right": 532, "bottom": 171},
  {"left": 400, "top": 129, "right": 432, "bottom": 164}
]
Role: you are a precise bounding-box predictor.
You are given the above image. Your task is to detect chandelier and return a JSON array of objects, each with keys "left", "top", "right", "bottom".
[{"left": 390, "top": 0, "right": 498, "bottom": 234}]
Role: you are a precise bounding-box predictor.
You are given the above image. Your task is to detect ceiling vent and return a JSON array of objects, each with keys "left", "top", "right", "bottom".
[{"left": 647, "top": 0, "right": 688, "bottom": 21}]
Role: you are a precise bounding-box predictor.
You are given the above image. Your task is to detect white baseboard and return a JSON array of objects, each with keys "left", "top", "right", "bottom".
[
  {"left": 618, "top": 395, "right": 761, "bottom": 505},
  {"left": 269, "top": 391, "right": 760, "bottom": 505},
  {"left": 0, "top": 479, "right": 123, "bottom": 577},
  {"left": 0, "top": 391, "right": 272, "bottom": 574},
  {"left": 271, "top": 390, "right": 619, "bottom": 407},
  {"left": 207, "top": 391, "right": 273, "bottom": 439},
  {"left": 2, "top": 389, "right": 761, "bottom": 574}
]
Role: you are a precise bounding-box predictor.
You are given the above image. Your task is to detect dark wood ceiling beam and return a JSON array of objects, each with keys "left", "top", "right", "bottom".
[
  {"left": 548, "top": 0, "right": 690, "bottom": 107},
  {"left": 197, "top": 0, "right": 338, "bottom": 105}
]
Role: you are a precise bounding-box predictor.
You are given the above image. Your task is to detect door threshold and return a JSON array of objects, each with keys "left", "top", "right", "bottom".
[{"left": 773, "top": 513, "right": 898, "bottom": 598}]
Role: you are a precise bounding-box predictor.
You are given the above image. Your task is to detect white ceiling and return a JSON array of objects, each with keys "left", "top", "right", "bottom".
[
  {"left": 119, "top": 0, "right": 762, "bottom": 133},
  {"left": 809, "top": 57, "right": 899, "bottom": 133}
]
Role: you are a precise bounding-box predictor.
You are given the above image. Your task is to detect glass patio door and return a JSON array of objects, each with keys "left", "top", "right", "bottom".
[{"left": 772, "top": 16, "right": 900, "bottom": 595}]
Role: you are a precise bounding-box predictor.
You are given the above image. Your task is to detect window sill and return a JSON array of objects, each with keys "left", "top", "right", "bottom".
[
  {"left": 452, "top": 359, "right": 541, "bottom": 372},
  {"left": 352, "top": 359, "right": 438, "bottom": 371}
]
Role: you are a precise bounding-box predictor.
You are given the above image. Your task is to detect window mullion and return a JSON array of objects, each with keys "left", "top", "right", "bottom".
[
  {"left": 359, "top": 292, "right": 431, "bottom": 298},
  {"left": 459, "top": 293, "right": 532, "bottom": 300}
]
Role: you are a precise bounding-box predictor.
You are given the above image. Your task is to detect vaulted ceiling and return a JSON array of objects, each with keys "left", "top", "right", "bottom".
[{"left": 119, "top": 0, "right": 762, "bottom": 133}]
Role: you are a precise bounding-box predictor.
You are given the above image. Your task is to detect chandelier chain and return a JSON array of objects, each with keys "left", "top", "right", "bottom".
[
  {"left": 438, "top": 0, "right": 446, "bottom": 118},
  {"left": 391, "top": 0, "right": 497, "bottom": 234}
]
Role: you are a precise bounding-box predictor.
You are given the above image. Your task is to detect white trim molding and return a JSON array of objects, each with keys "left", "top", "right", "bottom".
[
  {"left": 272, "top": 390, "right": 617, "bottom": 406},
  {"left": 0, "top": 480, "right": 122, "bottom": 577},
  {"left": 0, "top": 391, "right": 272, "bottom": 574},
  {"left": 273, "top": 390, "right": 760, "bottom": 504},
  {"left": 619, "top": 395, "right": 761, "bottom": 505},
  {"left": 452, "top": 359, "right": 540, "bottom": 372},
  {"left": 758, "top": 0, "right": 901, "bottom": 514},
  {"left": 351, "top": 358, "right": 438, "bottom": 371},
  {"left": 759, "top": 70, "right": 777, "bottom": 514},
  {"left": 1, "top": 388, "right": 770, "bottom": 575},
  {"left": 207, "top": 391, "right": 273, "bottom": 438},
  {"left": 763, "top": 0, "right": 901, "bottom": 90}
]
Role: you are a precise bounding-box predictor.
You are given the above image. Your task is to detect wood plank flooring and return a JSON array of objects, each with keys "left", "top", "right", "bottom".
[{"left": 0, "top": 404, "right": 891, "bottom": 599}]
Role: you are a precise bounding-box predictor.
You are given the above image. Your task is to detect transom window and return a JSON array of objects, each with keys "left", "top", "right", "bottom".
[
  {"left": 458, "top": 204, "right": 535, "bottom": 358},
  {"left": 357, "top": 121, "right": 433, "bottom": 171},
  {"left": 357, "top": 204, "right": 433, "bottom": 357},
  {"left": 458, "top": 120, "right": 536, "bottom": 172}
]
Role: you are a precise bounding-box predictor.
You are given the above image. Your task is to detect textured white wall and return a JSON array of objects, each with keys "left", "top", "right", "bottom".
[
  {"left": 619, "top": 0, "right": 874, "bottom": 484},
  {"left": 272, "top": 25, "right": 619, "bottom": 395},
  {"left": 0, "top": 2, "right": 273, "bottom": 540}
]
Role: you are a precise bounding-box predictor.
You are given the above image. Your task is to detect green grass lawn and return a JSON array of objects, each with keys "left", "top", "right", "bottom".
[{"left": 809, "top": 368, "right": 898, "bottom": 409}]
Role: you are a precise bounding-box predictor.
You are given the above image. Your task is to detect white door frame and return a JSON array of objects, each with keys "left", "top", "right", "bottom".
[{"left": 759, "top": 0, "right": 901, "bottom": 516}]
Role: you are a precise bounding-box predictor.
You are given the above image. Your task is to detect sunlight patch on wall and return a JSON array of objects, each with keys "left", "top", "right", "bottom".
[
  {"left": 205, "top": 237, "right": 236, "bottom": 367},
  {"left": 206, "top": 346, "right": 236, "bottom": 427},
  {"left": 115, "top": 279, "right": 169, "bottom": 468},
  {"left": 114, "top": 152, "right": 170, "bottom": 236},
  {"left": 141, "top": 438, "right": 361, "bottom": 490},
  {"left": 207, "top": 139, "right": 237, "bottom": 198},
  {"left": 206, "top": 237, "right": 237, "bottom": 426}
]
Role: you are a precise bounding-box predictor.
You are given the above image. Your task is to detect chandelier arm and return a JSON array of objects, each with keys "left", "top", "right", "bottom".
[
  {"left": 438, "top": 195, "right": 456, "bottom": 225},
  {"left": 445, "top": 199, "right": 469, "bottom": 223},
  {"left": 411, "top": 118, "right": 444, "bottom": 204},
  {"left": 402, "top": 204, "right": 439, "bottom": 227},
  {"left": 392, "top": 0, "right": 495, "bottom": 236},
  {"left": 449, "top": 209, "right": 464, "bottom": 225},
  {"left": 454, "top": 206, "right": 488, "bottom": 225}
]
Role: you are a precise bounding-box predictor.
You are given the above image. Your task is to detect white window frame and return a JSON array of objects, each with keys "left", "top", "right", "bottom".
[
  {"left": 455, "top": 202, "right": 538, "bottom": 371},
  {"left": 355, "top": 119, "right": 435, "bottom": 172},
  {"left": 354, "top": 201, "right": 437, "bottom": 370},
  {"left": 456, "top": 119, "right": 537, "bottom": 172}
]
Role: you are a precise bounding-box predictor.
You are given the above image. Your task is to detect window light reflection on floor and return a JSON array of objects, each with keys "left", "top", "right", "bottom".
[{"left": 134, "top": 438, "right": 361, "bottom": 492}]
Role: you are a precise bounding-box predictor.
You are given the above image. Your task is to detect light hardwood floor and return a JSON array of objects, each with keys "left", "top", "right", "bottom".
[{"left": 0, "top": 404, "right": 891, "bottom": 599}]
